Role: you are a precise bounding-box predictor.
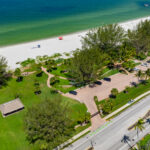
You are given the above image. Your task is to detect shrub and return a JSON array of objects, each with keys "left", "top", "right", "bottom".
[
  {"left": 35, "top": 64, "right": 43, "bottom": 77},
  {"left": 50, "top": 76, "right": 59, "bottom": 85},
  {"left": 50, "top": 89, "right": 58, "bottom": 94},
  {"left": 55, "top": 58, "right": 64, "bottom": 64},
  {"left": 124, "top": 86, "right": 130, "bottom": 93},
  {"left": 34, "top": 80, "right": 41, "bottom": 95},
  {"left": 101, "top": 103, "right": 111, "bottom": 115},
  {"left": 141, "top": 80, "right": 148, "bottom": 85},
  {"left": 147, "top": 51, "right": 150, "bottom": 56},
  {"left": 14, "top": 68, "right": 21, "bottom": 76},
  {"left": 16, "top": 76, "right": 23, "bottom": 82},
  {"left": 107, "top": 62, "right": 114, "bottom": 69},
  {"left": 122, "top": 61, "right": 136, "bottom": 71},
  {"left": 52, "top": 67, "right": 57, "bottom": 70},
  {"left": 47, "top": 68, "right": 52, "bottom": 72},
  {"left": 34, "top": 90, "right": 41, "bottom": 95},
  {"left": 51, "top": 53, "right": 62, "bottom": 58},
  {"left": 34, "top": 86, "right": 41, "bottom": 95},
  {"left": 110, "top": 88, "right": 119, "bottom": 98},
  {"left": 21, "top": 58, "right": 35, "bottom": 67},
  {"left": 77, "top": 112, "right": 91, "bottom": 125},
  {"left": 136, "top": 52, "right": 147, "bottom": 60},
  {"left": 36, "top": 71, "right": 43, "bottom": 77}
]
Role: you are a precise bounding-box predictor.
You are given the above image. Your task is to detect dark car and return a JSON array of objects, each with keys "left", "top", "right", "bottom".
[
  {"left": 103, "top": 77, "right": 111, "bottom": 82},
  {"left": 69, "top": 91, "right": 77, "bottom": 95},
  {"left": 94, "top": 81, "right": 102, "bottom": 85}
]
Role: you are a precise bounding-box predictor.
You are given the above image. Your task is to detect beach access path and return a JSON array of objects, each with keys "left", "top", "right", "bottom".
[{"left": 1, "top": 16, "right": 150, "bottom": 69}]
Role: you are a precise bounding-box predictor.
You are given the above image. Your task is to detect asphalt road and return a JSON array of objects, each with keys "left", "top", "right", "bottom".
[{"left": 65, "top": 95, "right": 150, "bottom": 150}]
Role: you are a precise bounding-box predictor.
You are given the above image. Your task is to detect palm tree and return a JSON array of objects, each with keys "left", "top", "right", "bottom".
[
  {"left": 90, "top": 140, "right": 96, "bottom": 149},
  {"left": 121, "top": 135, "right": 132, "bottom": 149},
  {"left": 136, "top": 70, "right": 143, "bottom": 82},
  {"left": 145, "top": 68, "right": 150, "bottom": 80},
  {"left": 134, "top": 118, "right": 145, "bottom": 137}
]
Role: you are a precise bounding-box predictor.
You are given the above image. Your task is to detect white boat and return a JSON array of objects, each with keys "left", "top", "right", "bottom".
[{"left": 144, "top": 3, "right": 149, "bottom": 7}]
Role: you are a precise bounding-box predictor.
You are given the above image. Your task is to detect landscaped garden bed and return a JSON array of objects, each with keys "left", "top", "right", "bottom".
[{"left": 97, "top": 80, "right": 150, "bottom": 117}]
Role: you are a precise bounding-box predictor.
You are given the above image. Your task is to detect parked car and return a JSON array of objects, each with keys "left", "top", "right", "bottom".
[
  {"left": 69, "top": 90, "right": 77, "bottom": 95},
  {"left": 103, "top": 77, "right": 111, "bottom": 82},
  {"left": 94, "top": 81, "right": 102, "bottom": 85},
  {"left": 141, "top": 63, "right": 145, "bottom": 66},
  {"left": 144, "top": 63, "right": 148, "bottom": 67},
  {"left": 128, "top": 99, "right": 134, "bottom": 104},
  {"left": 133, "top": 68, "right": 139, "bottom": 71}
]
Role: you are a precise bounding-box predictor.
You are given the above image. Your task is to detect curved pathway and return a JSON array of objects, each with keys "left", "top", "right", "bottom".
[
  {"left": 41, "top": 66, "right": 70, "bottom": 88},
  {"left": 41, "top": 67, "right": 54, "bottom": 88},
  {"left": 42, "top": 66, "right": 105, "bottom": 131}
]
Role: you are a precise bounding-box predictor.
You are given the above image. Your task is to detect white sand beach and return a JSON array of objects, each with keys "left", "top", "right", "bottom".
[{"left": 0, "top": 16, "right": 150, "bottom": 69}]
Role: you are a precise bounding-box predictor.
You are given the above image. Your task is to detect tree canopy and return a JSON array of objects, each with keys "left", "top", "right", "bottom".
[
  {"left": 128, "top": 20, "right": 150, "bottom": 54},
  {"left": 82, "top": 24, "right": 125, "bottom": 61},
  {"left": 67, "top": 20, "right": 150, "bottom": 83},
  {"left": 0, "top": 56, "right": 11, "bottom": 88},
  {"left": 24, "top": 97, "right": 74, "bottom": 150},
  {"left": 68, "top": 48, "right": 109, "bottom": 83}
]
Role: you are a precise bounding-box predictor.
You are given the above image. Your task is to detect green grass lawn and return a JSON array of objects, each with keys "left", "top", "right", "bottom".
[
  {"left": 50, "top": 65, "right": 71, "bottom": 78},
  {"left": 101, "top": 69, "right": 119, "bottom": 78},
  {"left": 0, "top": 73, "right": 88, "bottom": 150},
  {"left": 52, "top": 78, "right": 77, "bottom": 93},
  {"left": 23, "top": 64, "right": 78, "bottom": 93},
  {"left": 98, "top": 80, "right": 150, "bottom": 116},
  {"left": 51, "top": 67, "right": 119, "bottom": 93},
  {"left": 99, "top": 67, "right": 119, "bottom": 79}
]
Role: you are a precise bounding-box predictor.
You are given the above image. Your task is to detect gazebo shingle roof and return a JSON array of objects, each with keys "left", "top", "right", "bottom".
[{"left": 0, "top": 98, "right": 24, "bottom": 117}]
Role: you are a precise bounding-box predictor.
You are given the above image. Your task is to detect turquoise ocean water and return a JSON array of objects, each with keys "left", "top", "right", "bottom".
[{"left": 0, "top": 0, "right": 150, "bottom": 46}]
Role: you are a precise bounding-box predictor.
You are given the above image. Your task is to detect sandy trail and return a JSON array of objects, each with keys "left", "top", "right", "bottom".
[{"left": 41, "top": 67, "right": 54, "bottom": 88}]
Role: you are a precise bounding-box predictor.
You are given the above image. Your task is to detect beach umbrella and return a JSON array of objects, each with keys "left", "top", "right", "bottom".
[{"left": 58, "top": 37, "right": 63, "bottom": 40}]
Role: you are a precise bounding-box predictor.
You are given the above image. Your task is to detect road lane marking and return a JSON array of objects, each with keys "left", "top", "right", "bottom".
[{"left": 89, "top": 120, "right": 112, "bottom": 136}]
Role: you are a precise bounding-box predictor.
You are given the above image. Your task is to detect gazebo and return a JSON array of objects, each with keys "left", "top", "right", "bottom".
[{"left": 0, "top": 98, "right": 24, "bottom": 117}]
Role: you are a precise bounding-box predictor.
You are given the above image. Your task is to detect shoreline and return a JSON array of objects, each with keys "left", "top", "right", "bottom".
[
  {"left": 0, "top": 16, "right": 150, "bottom": 69},
  {"left": 1, "top": 15, "right": 150, "bottom": 49}
]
